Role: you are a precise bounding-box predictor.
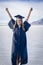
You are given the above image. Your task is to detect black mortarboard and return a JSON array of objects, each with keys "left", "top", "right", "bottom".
[{"left": 14, "top": 15, "right": 24, "bottom": 19}]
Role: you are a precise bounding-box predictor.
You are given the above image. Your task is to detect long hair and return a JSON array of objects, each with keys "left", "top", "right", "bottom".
[{"left": 13, "top": 20, "right": 25, "bottom": 31}]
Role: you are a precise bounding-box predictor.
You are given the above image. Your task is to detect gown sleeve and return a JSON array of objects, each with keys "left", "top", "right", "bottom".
[
  {"left": 24, "top": 21, "right": 31, "bottom": 32},
  {"left": 8, "top": 19, "right": 15, "bottom": 29}
]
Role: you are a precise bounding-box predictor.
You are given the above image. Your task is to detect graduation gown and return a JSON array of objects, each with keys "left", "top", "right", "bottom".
[{"left": 8, "top": 19, "right": 31, "bottom": 65}]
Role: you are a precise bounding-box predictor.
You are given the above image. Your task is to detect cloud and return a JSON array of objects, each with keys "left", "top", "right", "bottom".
[{"left": 0, "top": 2, "right": 43, "bottom": 25}]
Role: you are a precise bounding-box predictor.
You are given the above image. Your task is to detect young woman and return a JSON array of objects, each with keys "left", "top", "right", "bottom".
[{"left": 5, "top": 8, "right": 33, "bottom": 65}]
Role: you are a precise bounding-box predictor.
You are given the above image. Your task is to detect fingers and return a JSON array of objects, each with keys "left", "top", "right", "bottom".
[
  {"left": 28, "top": 7, "right": 33, "bottom": 15},
  {"left": 5, "top": 8, "right": 9, "bottom": 12},
  {"left": 5, "top": 8, "right": 8, "bottom": 11},
  {"left": 30, "top": 8, "right": 33, "bottom": 11}
]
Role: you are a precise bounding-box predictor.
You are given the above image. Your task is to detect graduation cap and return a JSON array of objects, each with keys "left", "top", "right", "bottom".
[{"left": 14, "top": 15, "right": 25, "bottom": 19}]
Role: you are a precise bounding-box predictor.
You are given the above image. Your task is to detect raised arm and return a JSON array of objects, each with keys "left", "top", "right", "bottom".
[
  {"left": 25, "top": 8, "right": 33, "bottom": 21},
  {"left": 5, "top": 8, "right": 16, "bottom": 29},
  {"left": 5, "top": 8, "right": 13, "bottom": 19}
]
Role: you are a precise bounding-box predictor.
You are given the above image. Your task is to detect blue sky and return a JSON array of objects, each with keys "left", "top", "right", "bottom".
[{"left": 0, "top": 0, "right": 43, "bottom": 2}]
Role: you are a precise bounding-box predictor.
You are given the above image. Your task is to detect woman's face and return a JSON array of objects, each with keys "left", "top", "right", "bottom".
[{"left": 16, "top": 18, "right": 22, "bottom": 26}]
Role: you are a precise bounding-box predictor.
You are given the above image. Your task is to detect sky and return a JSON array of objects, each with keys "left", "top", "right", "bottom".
[
  {"left": 0, "top": 1, "right": 43, "bottom": 25},
  {"left": 0, "top": 0, "right": 43, "bottom": 2}
]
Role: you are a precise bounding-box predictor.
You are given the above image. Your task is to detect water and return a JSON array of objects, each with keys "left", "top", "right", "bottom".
[{"left": 0, "top": 25, "right": 43, "bottom": 65}]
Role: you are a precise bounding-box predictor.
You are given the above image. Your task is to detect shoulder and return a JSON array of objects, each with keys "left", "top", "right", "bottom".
[{"left": 23, "top": 20, "right": 31, "bottom": 32}]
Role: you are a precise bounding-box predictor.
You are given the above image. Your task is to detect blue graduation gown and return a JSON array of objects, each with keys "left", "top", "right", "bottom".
[{"left": 8, "top": 19, "right": 31, "bottom": 65}]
